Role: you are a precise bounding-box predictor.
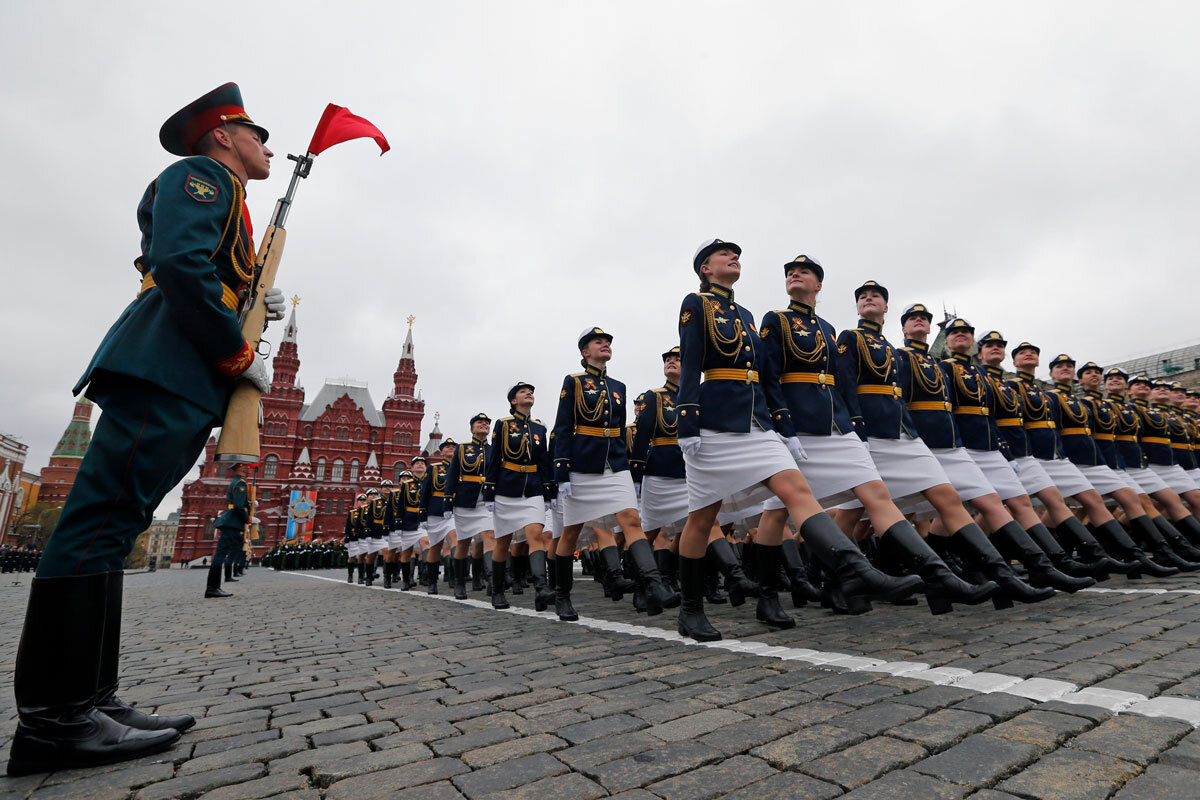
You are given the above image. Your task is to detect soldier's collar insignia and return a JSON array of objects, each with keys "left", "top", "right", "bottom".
[
  {"left": 584, "top": 364, "right": 604, "bottom": 377},
  {"left": 788, "top": 300, "right": 815, "bottom": 316},
  {"left": 905, "top": 338, "right": 928, "bottom": 352},
  {"left": 950, "top": 351, "right": 972, "bottom": 364},
  {"left": 664, "top": 380, "right": 679, "bottom": 393},
  {"left": 185, "top": 173, "right": 218, "bottom": 202},
  {"left": 858, "top": 318, "right": 882, "bottom": 334},
  {"left": 708, "top": 285, "right": 734, "bottom": 300}
]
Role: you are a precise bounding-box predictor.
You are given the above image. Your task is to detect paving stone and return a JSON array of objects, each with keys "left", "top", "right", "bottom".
[
  {"left": 645, "top": 708, "right": 750, "bottom": 742},
  {"left": 461, "top": 733, "right": 566, "bottom": 768},
  {"left": 269, "top": 741, "right": 373, "bottom": 773},
  {"left": 1113, "top": 763, "right": 1200, "bottom": 799},
  {"left": 697, "top": 714, "right": 798, "bottom": 756},
  {"left": 800, "top": 736, "right": 929, "bottom": 789},
  {"left": 192, "top": 727, "right": 282, "bottom": 757},
  {"left": 133, "top": 763, "right": 267, "bottom": 800},
  {"left": 586, "top": 741, "right": 723, "bottom": 793},
  {"left": 326, "top": 760, "right": 470, "bottom": 800},
  {"left": 718, "top": 771, "right": 843, "bottom": 800},
  {"left": 432, "top": 726, "right": 518, "bottom": 757},
  {"left": 771, "top": 699, "right": 853, "bottom": 726},
  {"left": 910, "top": 734, "right": 1042, "bottom": 789},
  {"left": 646, "top": 754, "right": 777, "bottom": 800},
  {"left": 951, "top": 692, "right": 1037, "bottom": 721},
  {"left": 310, "top": 721, "right": 397, "bottom": 746},
  {"left": 555, "top": 713, "right": 646, "bottom": 744},
  {"left": 839, "top": 769, "right": 969, "bottom": 799},
  {"left": 985, "top": 709, "right": 1096, "bottom": 753},
  {"left": 452, "top": 752, "right": 567, "bottom": 798},
  {"left": 888, "top": 708, "right": 992, "bottom": 752},
  {"left": 997, "top": 749, "right": 1140, "bottom": 800},
  {"left": 194, "top": 772, "right": 310, "bottom": 800},
  {"left": 476, "top": 771, "right": 607, "bottom": 800},
  {"left": 311, "top": 743, "right": 434, "bottom": 784},
  {"left": 833, "top": 702, "right": 929, "bottom": 736},
  {"left": 280, "top": 713, "right": 368, "bottom": 739},
  {"left": 1070, "top": 714, "right": 1191, "bottom": 766},
  {"left": 553, "top": 730, "right": 662, "bottom": 771},
  {"left": 178, "top": 736, "right": 308, "bottom": 775},
  {"left": 750, "top": 724, "right": 868, "bottom": 769},
  {"left": 895, "top": 685, "right": 976, "bottom": 710}
]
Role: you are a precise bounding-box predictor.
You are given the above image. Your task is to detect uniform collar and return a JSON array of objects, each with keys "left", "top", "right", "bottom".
[
  {"left": 788, "top": 300, "right": 815, "bottom": 316},
  {"left": 1106, "top": 392, "right": 1127, "bottom": 403},
  {"left": 1017, "top": 371, "right": 1037, "bottom": 383},
  {"left": 950, "top": 351, "right": 972, "bottom": 365},
  {"left": 664, "top": 380, "right": 679, "bottom": 393},
  {"left": 904, "top": 338, "right": 928, "bottom": 352},
  {"left": 1084, "top": 389, "right": 1104, "bottom": 400},
  {"left": 512, "top": 409, "right": 529, "bottom": 422},
  {"left": 471, "top": 435, "right": 486, "bottom": 445},
  {"left": 984, "top": 365, "right": 1004, "bottom": 379},
  {"left": 1133, "top": 397, "right": 1150, "bottom": 407},
  {"left": 708, "top": 284, "right": 734, "bottom": 301},
  {"left": 858, "top": 318, "right": 882, "bottom": 334},
  {"left": 584, "top": 363, "right": 606, "bottom": 378},
  {"left": 1053, "top": 381, "right": 1073, "bottom": 394}
]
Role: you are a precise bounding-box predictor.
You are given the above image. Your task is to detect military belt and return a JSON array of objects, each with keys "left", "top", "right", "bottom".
[
  {"left": 1172, "top": 443, "right": 1191, "bottom": 450},
  {"left": 651, "top": 436, "right": 678, "bottom": 447},
  {"left": 140, "top": 273, "right": 239, "bottom": 312},
  {"left": 953, "top": 405, "right": 989, "bottom": 416},
  {"left": 503, "top": 461, "right": 539, "bottom": 473},
  {"left": 1141, "top": 436, "right": 1170, "bottom": 445},
  {"left": 575, "top": 425, "right": 621, "bottom": 438},
  {"left": 458, "top": 475, "right": 484, "bottom": 483},
  {"left": 704, "top": 368, "right": 759, "bottom": 383},
  {"left": 781, "top": 371, "right": 835, "bottom": 386},
  {"left": 908, "top": 400, "right": 952, "bottom": 412},
  {"left": 1093, "top": 433, "right": 1116, "bottom": 442},
  {"left": 1116, "top": 435, "right": 1137, "bottom": 442},
  {"left": 857, "top": 384, "right": 903, "bottom": 397},
  {"left": 432, "top": 491, "right": 446, "bottom": 497},
  {"left": 1061, "top": 427, "right": 1091, "bottom": 436},
  {"left": 405, "top": 506, "right": 420, "bottom": 513},
  {"left": 996, "top": 418, "right": 1023, "bottom": 427},
  {"left": 1024, "top": 421, "right": 1056, "bottom": 430}
]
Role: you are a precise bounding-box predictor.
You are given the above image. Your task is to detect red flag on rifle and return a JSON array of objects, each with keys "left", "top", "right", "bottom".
[{"left": 307, "top": 104, "right": 390, "bottom": 155}]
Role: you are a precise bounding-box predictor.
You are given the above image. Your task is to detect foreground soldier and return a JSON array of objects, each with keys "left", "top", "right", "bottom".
[{"left": 8, "top": 83, "right": 286, "bottom": 776}]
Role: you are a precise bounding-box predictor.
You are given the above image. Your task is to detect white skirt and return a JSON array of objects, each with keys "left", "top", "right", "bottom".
[
  {"left": 684, "top": 427, "right": 797, "bottom": 513},
  {"left": 1149, "top": 463, "right": 1199, "bottom": 494},
  {"left": 494, "top": 494, "right": 545, "bottom": 538},
  {"left": 794, "top": 431, "right": 880, "bottom": 506},
  {"left": 425, "top": 514, "right": 454, "bottom": 546},
  {"left": 346, "top": 540, "right": 363, "bottom": 557},
  {"left": 366, "top": 537, "right": 387, "bottom": 554},
  {"left": 397, "top": 528, "right": 424, "bottom": 550},
  {"left": 930, "top": 447, "right": 996, "bottom": 502},
  {"left": 1127, "top": 466, "right": 1170, "bottom": 494},
  {"left": 968, "top": 449, "right": 1026, "bottom": 500},
  {"left": 387, "top": 532, "right": 405, "bottom": 550},
  {"left": 1038, "top": 456, "right": 1095, "bottom": 498},
  {"left": 718, "top": 503, "right": 762, "bottom": 529},
  {"left": 867, "top": 435, "right": 951, "bottom": 507},
  {"left": 454, "top": 504, "right": 493, "bottom": 540},
  {"left": 1011, "top": 456, "right": 1057, "bottom": 496},
  {"left": 640, "top": 475, "right": 690, "bottom": 533},
  {"left": 1079, "top": 464, "right": 1133, "bottom": 496},
  {"left": 564, "top": 468, "right": 638, "bottom": 527}
]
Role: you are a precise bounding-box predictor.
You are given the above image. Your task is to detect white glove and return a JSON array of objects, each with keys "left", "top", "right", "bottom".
[
  {"left": 559, "top": 482, "right": 573, "bottom": 500},
  {"left": 550, "top": 498, "right": 559, "bottom": 511},
  {"left": 544, "top": 500, "right": 552, "bottom": 511},
  {"left": 485, "top": 502, "right": 495, "bottom": 513},
  {"left": 635, "top": 483, "right": 642, "bottom": 501},
  {"left": 679, "top": 437, "right": 701, "bottom": 457},
  {"left": 263, "top": 287, "right": 286, "bottom": 322},
  {"left": 238, "top": 356, "right": 270, "bottom": 393},
  {"left": 787, "top": 436, "right": 808, "bottom": 462}
]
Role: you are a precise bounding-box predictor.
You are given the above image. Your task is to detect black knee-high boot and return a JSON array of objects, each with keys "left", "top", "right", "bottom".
[
  {"left": 655, "top": 548, "right": 679, "bottom": 592},
  {"left": 490, "top": 559, "right": 510, "bottom": 609},
  {"left": 780, "top": 539, "right": 821, "bottom": 608},
  {"left": 1171, "top": 514, "right": 1200, "bottom": 547},
  {"left": 754, "top": 546, "right": 796, "bottom": 629},
  {"left": 949, "top": 523, "right": 1055, "bottom": 607},
  {"left": 1055, "top": 517, "right": 1135, "bottom": 576},
  {"left": 347, "top": 562, "right": 356, "bottom": 583},
  {"left": 880, "top": 522, "right": 998, "bottom": 614},
  {"left": 453, "top": 558, "right": 469, "bottom": 600},
  {"left": 1130, "top": 516, "right": 1200, "bottom": 571},
  {"left": 628, "top": 539, "right": 681, "bottom": 616},
  {"left": 1157, "top": 516, "right": 1200, "bottom": 560},
  {"left": 555, "top": 556, "right": 578, "bottom": 621},
  {"left": 678, "top": 556, "right": 721, "bottom": 642},
  {"left": 990, "top": 521, "right": 1096, "bottom": 592},
  {"left": 1023, "top": 523, "right": 1096, "bottom": 579},
  {"left": 1091, "top": 519, "right": 1178, "bottom": 577},
  {"left": 400, "top": 560, "right": 415, "bottom": 590},
  {"left": 529, "top": 550, "right": 555, "bottom": 612},
  {"left": 801, "top": 514, "right": 923, "bottom": 612},
  {"left": 7, "top": 574, "right": 180, "bottom": 777},
  {"left": 471, "top": 555, "right": 485, "bottom": 590},
  {"left": 357, "top": 561, "right": 365, "bottom": 584},
  {"left": 426, "top": 560, "right": 441, "bottom": 594},
  {"left": 704, "top": 557, "right": 728, "bottom": 604},
  {"left": 705, "top": 538, "right": 758, "bottom": 607},
  {"left": 600, "top": 547, "right": 636, "bottom": 601}
]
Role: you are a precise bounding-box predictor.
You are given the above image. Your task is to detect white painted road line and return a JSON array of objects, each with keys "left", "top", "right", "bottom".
[{"left": 285, "top": 571, "right": 1200, "bottom": 727}]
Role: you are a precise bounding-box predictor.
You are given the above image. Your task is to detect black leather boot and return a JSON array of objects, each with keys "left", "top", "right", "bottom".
[
  {"left": 490, "top": 559, "right": 510, "bottom": 609},
  {"left": 509, "top": 554, "right": 525, "bottom": 595},
  {"left": 631, "top": 576, "right": 647, "bottom": 613},
  {"left": 705, "top": 538, "right": 758, "bottom": 607},
  {"left": 482, "top": 552, "right": 494, "bottom": 593},
  {"left": 383, "top": 561, "right": 393, "bottom": 589},
  {"left": 555, "top": 556, "right": 578, "bottom": 621},
  {"left": 1056, "top": 517, "right": 1133, "bottom": 577},
  {"left": 426, "top": 561, "right": 440, "bottom": 594},
  {"left": 655, "top": 548, "right": 679, "bottom": 592},
  {"left": 780, "top": 538, "right": 822, "bottom": 608},
  {"left": 7, "top": 574, "right": 180, "bottom": 776},
  {"left": 347, "top": 564, "right": 355, "bottom": 583},
  {"left": 529, "top": 550, "right": 556, "bottom": 612},
  {"left": 754, "top": 546, "right": 796, "bottom": 629},
  {"left": 950, "top": 523, "right": 1055, "bottom": 607},
  {"left": 1092, "top": 519, "right": 1178, "bottom": 577},
  {"left": 357, "top": 562, "right": 365, "bottom": 584},
  {"left": 453, "top": 558, "right": 469, "bottom": 600},
  {"left": 1171, "top": 514, "right": 1200, "bottom": 547},
  {"left": 547, "top": 555, "right": 559, "bottom": 593},
  {"left": 1153, "top": 517, "right": 1200, "bottom": 562},
  {"left": 1024, "top": 523, "right": 1096, "bottom": 580},
  {"left": 96, "top": 573, "right": 194, "bottom": 733},
  {"left": 880, "top": 522, "right": 997, "bottom": 614},
  {"left": 704, "top": 558, "right": 728, "bottom": 604},
  {"left": 1130, "top": 516, "right": 1200, "bottom": 571},
  {"left": 991, "top": 521, "right": 1095, "bottom": 592},
  {"left": 801, "top": 514, "right": 923, "bottom": 611},
  {"left": 205, "top": 562, "right": 230, "bottom": 598},
  {"left": 400, "top": 560, "right": 416, "bottom": 590},
  {"left": 677, "top": 556, "right": 721, "bottom": 642},
  {"left": 628, "top": 539, "right": 680, "bottom": 616},
  {"left": 741, "top": 540, "right": 759, "bottom": 584},
  {"left": 600, "top": 547, "right": 636, "bottom": 601},
  {"left": 471, "top": 556, "right": 485, "bottom": 591}
]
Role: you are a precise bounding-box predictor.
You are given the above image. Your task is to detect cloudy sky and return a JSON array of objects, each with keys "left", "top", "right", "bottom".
[{"left": 3, "top": 2, "right": 1199, "bottom": 517}]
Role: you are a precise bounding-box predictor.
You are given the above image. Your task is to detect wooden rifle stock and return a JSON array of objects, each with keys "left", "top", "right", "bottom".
[{"left": 215, "top": 225, "right": 287, "bottom": 463}]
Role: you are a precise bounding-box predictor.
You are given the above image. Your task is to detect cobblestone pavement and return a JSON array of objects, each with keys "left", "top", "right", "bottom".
[{"left": 1, "top": 565, "right": 1199, "bottom": 800}]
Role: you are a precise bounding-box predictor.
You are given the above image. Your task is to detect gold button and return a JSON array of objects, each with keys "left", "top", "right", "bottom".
[{"left": 744, "top": 346, "right": 750, "bottom": 352}]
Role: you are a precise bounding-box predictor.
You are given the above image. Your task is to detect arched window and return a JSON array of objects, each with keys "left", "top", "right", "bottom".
[
  {"left": 395, "top": 463, "right": 405, "bottom": 482},
  {"left": 338, "top": 427, "right": 348, "bottom": 441},
  {"left": 355, "top": 428, "right": 362, "bottom": 441},
  {"left": 316, "top": 458, "right": 326, "bottom": 481},
  {"left": 304, "top": 425, "right": 312, "bottom": 439},
  {"left": 371, "top": 430, "right": 378, "bottom": 444},
  {"left": 350, "top": 460, "right": 360, "bottom": 482},
  {"left": 263, "top": 455, "right": 278, "bottom": 479},
  {"left": 331, "top": 459, "right": 344, "bottom": 482},
  {"left": 322, "top": 425, "right": 329, "bottom": 438},
  {"left": 393, "top": 431, "right": 401, "bottom": 445},
  {"left": 337, "top": 498, "right": 345, "bottom": 513}
]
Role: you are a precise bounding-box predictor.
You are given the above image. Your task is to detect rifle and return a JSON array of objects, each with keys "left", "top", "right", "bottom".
[{"left": 215, "top": 152, "right": 312, "bottom": 463}]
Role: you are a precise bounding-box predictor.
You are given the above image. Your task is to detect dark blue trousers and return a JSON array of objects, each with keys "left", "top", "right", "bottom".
[
  {"left": 212, "top": 527, "right": 243, "bottom": 566},
  {"left": 39, "top": 375, "right": 218, "bottom": 578}
]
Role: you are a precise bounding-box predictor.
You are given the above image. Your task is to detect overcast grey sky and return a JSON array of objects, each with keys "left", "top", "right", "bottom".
[{"left": 3, "top": 2, "right": 1199, "bottom": 517}]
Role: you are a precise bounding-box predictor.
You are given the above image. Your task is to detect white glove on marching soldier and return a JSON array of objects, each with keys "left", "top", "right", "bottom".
[
  {"left": 558, "top": 482, "right": 573, "bottom": 500},
  {"left": 238, "top": 356, "right": 270, "bottom": 394},
  {"left": 263, "top": 287, "right": 286, "bottom": 322},
  {"left": 679, "top": 437, "right": 701, "bottom": 457},
  {"left": 485, "top": 502, "right": 495, "bottom": 513},
  {"left": 776, "top": 431, "right": 807, "bottom": 462}
]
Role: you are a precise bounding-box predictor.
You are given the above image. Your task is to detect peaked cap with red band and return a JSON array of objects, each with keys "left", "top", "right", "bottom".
[{"left": 159, "top": 82, "right": 270, "bottom": 157}]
